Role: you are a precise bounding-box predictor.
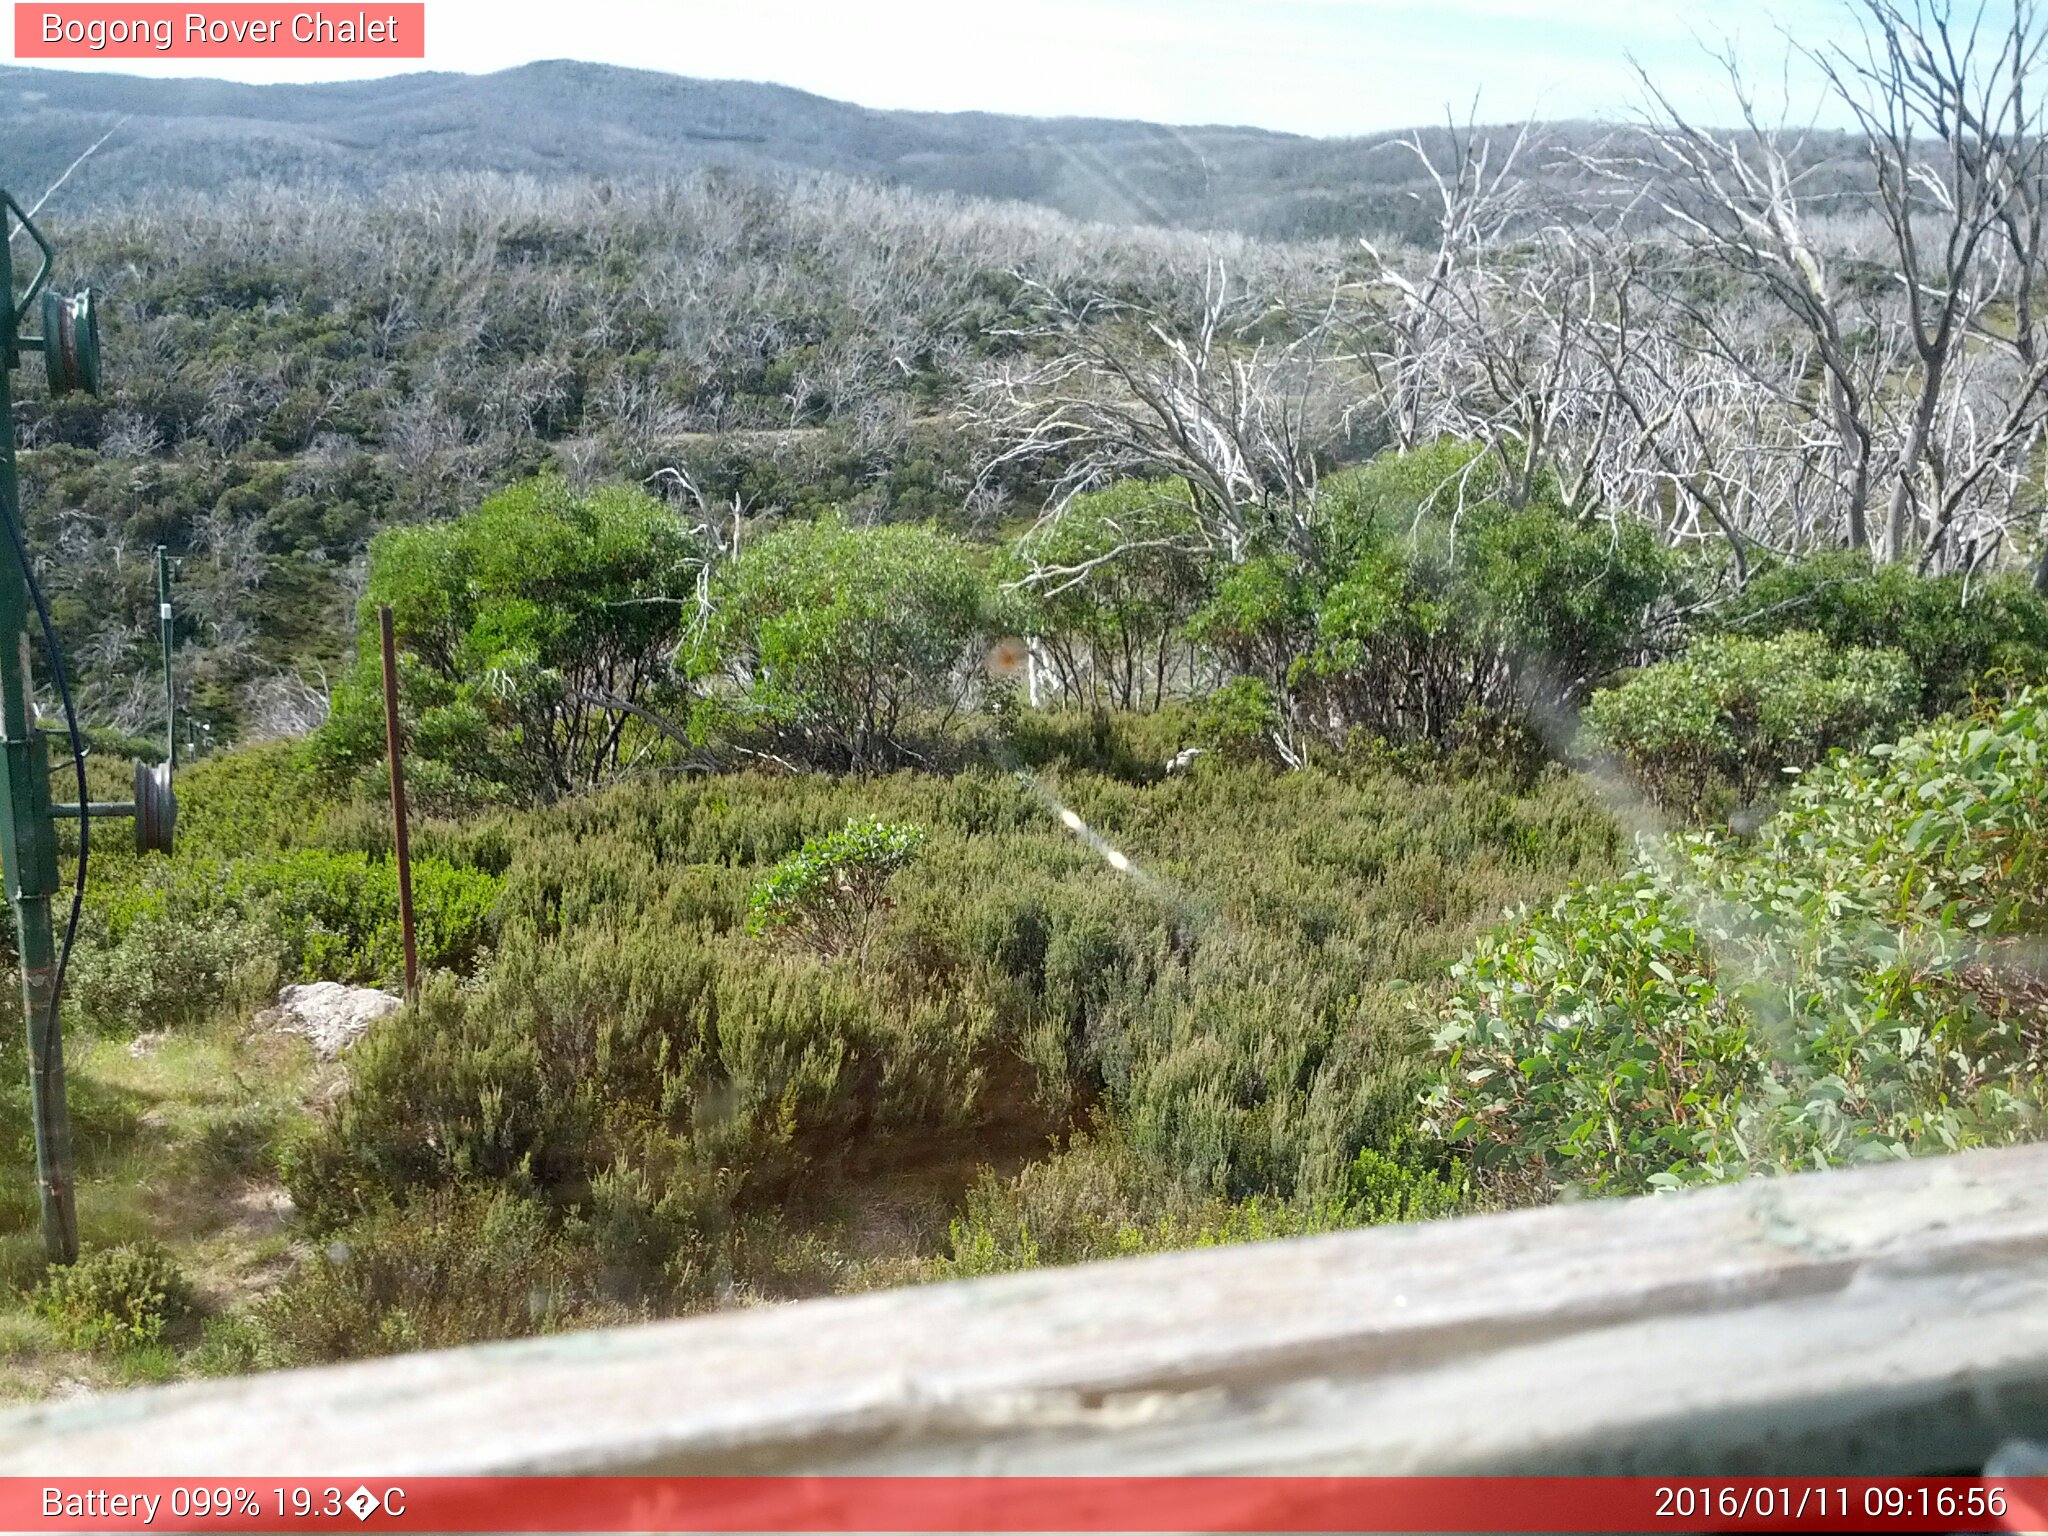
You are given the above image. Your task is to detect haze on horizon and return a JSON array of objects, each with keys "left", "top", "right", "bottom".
[{"left": 13, "top": 0, "right": 1860, "bottom": 137}]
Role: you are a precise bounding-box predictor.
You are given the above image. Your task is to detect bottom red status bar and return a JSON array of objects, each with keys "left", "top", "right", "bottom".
[{"left": 7, "top": 1477, "right": 2048, "bottom": 1533}]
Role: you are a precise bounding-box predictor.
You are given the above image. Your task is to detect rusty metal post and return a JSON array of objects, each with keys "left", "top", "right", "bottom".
[{"left": 378, "top": 606, "right": 418, "bottom": 1002}]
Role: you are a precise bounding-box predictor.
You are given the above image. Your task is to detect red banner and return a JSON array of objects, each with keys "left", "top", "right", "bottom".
[
  {"left": 4, "top": 1477, "right": 2047, "bottom": 1533},
  {"left": 13, "top": 5, "right": 425, "bottom": 59}
]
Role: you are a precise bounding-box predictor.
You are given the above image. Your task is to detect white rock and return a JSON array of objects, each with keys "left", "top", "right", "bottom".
[{"left": 267, "top": 981, "right": 403, "bottom": 1059}]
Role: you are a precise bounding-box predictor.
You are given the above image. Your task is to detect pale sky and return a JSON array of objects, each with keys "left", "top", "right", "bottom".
[{"left": 18, "top": 0, "right": 1871, "bottom": 135}]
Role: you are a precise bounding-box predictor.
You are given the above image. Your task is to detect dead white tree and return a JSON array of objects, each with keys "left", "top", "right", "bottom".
[
  {"left": 1352, "top": 117, "right": 1538, "bottom": 457},
  {"left": 1817, "top": 0, "right": 2048, "bottom": 571},
  {"left": 1631, "top": 0, "right": 2048, "bottom": 569},
  {"left": 1579, "top": 236, "right": 1853, "bottom": 580},
  {"left": 966, "top": 262, "right": 1351, "bottom": 565}
]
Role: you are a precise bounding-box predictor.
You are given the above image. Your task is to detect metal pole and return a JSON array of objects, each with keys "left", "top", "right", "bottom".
[
  {"left": 378, "top": 606, "right": 419, "bottom": 1003},
  {"left": 156, "top": 547, "right": 173, "bottom": 769},
  {"left": 0, "top": 225, "right": 76, "bottom": 1263}
]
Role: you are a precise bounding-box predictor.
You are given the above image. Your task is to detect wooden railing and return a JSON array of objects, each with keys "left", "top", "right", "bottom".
[{"left": 5, "top": 1142, "right": 2048, "bottom": 1475}]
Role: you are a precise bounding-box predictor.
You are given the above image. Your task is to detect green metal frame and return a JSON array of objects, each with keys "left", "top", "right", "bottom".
[
  {"left": 3, "top": 190, "right": 174, "bottom": 1265},
  {"left": 0, "top": 192, "right": 75, "bottom": 1263}
]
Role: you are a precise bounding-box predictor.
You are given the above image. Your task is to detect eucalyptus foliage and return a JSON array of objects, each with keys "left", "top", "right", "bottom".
[
  {"left": 686, "top": 516, "right": 989, "bottom": 772},
  {"left": 1246, "top": 447, "right": 1672, "bottom": 753},
  {"left": 310, "top": 477, "right": 705, "bottom": 807},
  {"left": 1713, "top": 551, "right": 2048, "bottom": 714},
  {"left": 1583, "top": 631, "right": 1918, "bottom": 816},
  {"left": 1427, "top": 692, "right": 2048, "bottom": 1200},
  {"left": 996, "top": 477, "right": 1206, "bottom": 713}
]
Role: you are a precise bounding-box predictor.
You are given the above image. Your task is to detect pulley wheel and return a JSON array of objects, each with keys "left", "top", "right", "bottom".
[
  {"left": 42, "top": 288, "right": 101, "bottom": 397},
  {"left": 133, "top": 759, "right": 175, "bottom": 855}
]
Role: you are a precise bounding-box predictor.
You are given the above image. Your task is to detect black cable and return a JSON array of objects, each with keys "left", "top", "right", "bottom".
[{"left": 0, "top": 504, "right": 87, "bottom": 1059}]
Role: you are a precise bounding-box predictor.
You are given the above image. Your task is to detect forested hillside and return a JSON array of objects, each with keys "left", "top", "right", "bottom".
[
  {"left": 5, "top": 0, "right": 2048, "bottom": 1393},
  {"left": 17, "top": 172, "right": 1273, "bottom": 740}
]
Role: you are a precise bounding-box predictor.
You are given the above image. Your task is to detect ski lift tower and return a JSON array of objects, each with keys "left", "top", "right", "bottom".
[{"left": 3, "top": 191, "right": 176, "bottom": 1265}]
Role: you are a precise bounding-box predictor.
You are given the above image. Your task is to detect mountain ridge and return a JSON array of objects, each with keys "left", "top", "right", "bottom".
[{"left": 0, "top": 59, "right": 1589, "bottom": 237}]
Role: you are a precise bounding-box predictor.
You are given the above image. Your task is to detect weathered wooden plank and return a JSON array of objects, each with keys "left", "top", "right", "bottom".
[{"left": 6, "top": 1143, "right": 2048, "bottom": 1475}]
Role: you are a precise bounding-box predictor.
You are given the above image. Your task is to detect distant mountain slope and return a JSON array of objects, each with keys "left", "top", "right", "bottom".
[{"left": 0, "top": 60, "right": 1604, "bottom": 237}]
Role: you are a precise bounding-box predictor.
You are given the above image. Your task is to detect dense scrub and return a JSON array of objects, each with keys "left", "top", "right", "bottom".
[
  {"left": 1429, "top": 694, "right": 2048, "bottom": 1200},
  {"left": 31, "top": 662, "right": 2048, "bottom": 1374},
  {"left": 0, "top": 717, "right": 1622, "bottom": 1367},
  {"left": 13, "top": 107, "right": 2048, "bottom": 1378},
  {"left": 11, "top": 422, "right": 2048, "bottom": 1378},
  {"left": 11, "top": 174, "right": 1316, "bottom": 747},
  {"left": 267, "top": 738, "right": 1618, "bottom": 1355}
]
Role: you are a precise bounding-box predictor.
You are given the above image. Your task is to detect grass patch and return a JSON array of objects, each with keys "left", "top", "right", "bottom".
[{"left": 0, "top": 1013, "right": 318, "bottom": 1397}]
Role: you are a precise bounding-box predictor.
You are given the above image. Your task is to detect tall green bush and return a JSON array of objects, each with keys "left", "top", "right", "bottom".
[
  {"left": 71, "top": 847, "right": 502, "bottom": 1030},
  {"left": 1172, "top": 445, "right": 1672, "bottom": 759},
  {"left": 1301, "top": 490, "right": 1669, "bottom": 749},
  {"left": 1191, "top": 677, "right": 1287, "bottom": 765},
  {"left": 34, "top": 1243, "right": 192, "bottom": 1352},
  {"left": 686, "top": 516, "right": 989, "bottom": 772},
  {"left": 1713, "top": 551, "right": 2048, "bottom": 713},
  {"left": 1582, "top": 631, "right": 1917, "bottom": 816},
  {"left": 309, "top": 477, "right": 705, "bottom": 808},
  {"left": 998, "top": 479, "right": 1206, "bottom": 713},
  {"left": 1426, "top": 692, "right": 2048, "bottom": 1201}
]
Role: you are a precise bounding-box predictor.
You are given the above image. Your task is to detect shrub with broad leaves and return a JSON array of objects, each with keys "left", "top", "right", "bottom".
[
  {"left": 1712, "top": 550, "right": 2048, "bottom": 714},
  {"left": 1581, "top": 631, "right": 1916, "bottom": 817},
  {"left": 686, "top": 518, "right": 989, "bottom": 773},
  {"left": 1193, "top": 677, "right": 1286, "bottom": 766},
  {"left": 1426, "top": 691, "right": 2048, "bottom": 1201},
  {"left": 746, "top": 819, "right": 928, "bottom": 958}
]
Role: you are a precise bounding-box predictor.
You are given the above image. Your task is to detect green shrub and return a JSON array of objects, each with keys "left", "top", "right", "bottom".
[
  {"left": 1342, "top": 1143, "right": 1468, "bottom": 1223},
  {"left": 282, "top": 915, "right": 997, "bottom": 1242},
  {"left": 996, "top": 478, "right": 1206, "bottom": 713},
  {"left": 1316, "top": 439, "right": 1504, "bottom": 559},
  {"left": 1298, "top": 447, "right": 1672, "bottom": 750},
  {"left": 270, "top": 744, "right": 1619, "bottom": 1350},
  {"left": 937, "top": 1138, "right": 1319, "bottom": 1277},
  {"left": 69, "top": 843, "right": 501, "bottom": 1031},
  {"left": 1166, "top": 446, "right": 1672, "bottom": 760},
  {"left": 173, "top": 742, "right": 318, "bottom": 855},
  {"left": 939, "top": 1134, "right": 1466, "bottom": 1279},
  {"left": 1714, "top": 551, "right": 2048, "bottom": 713},
  {"left": 256, "top": 1189, "right": 629, "bottom": 1363},
  {"left": 1184, "top": 554, "right": 1315, "bottom": 710},
  {"left": 989, "top": 702, "right": 1202, "bottom": 782},
  {"left": 232, "top": 848, "right": 501, "bottom": 986},
  {"left": 70, "top": 861, "right": 271, "bottom": 1034},
  {"left": 1426, "top": 691, "right": 2048, "bottom": 1201},
  {"left": 309, "top": 477, "right": 705, "bottom": 809},
  {"left": 33, "top": 1243, "right": 193, "bottom": 1352},
  {"left": 747, "top": 820, "right": 926, "bottom": 957},
  {"left": 186, "top": 1314, "right": 270, "bottom": 1377},
  {"left": 686, "top": 516, "right": 989, "bottom": 772},
  {"left": 1192, "top": 678, "right": 1284, "bottom": 765},
  {"left": 1582, "top": 631, "right": 1917, "bottom": 816}
]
